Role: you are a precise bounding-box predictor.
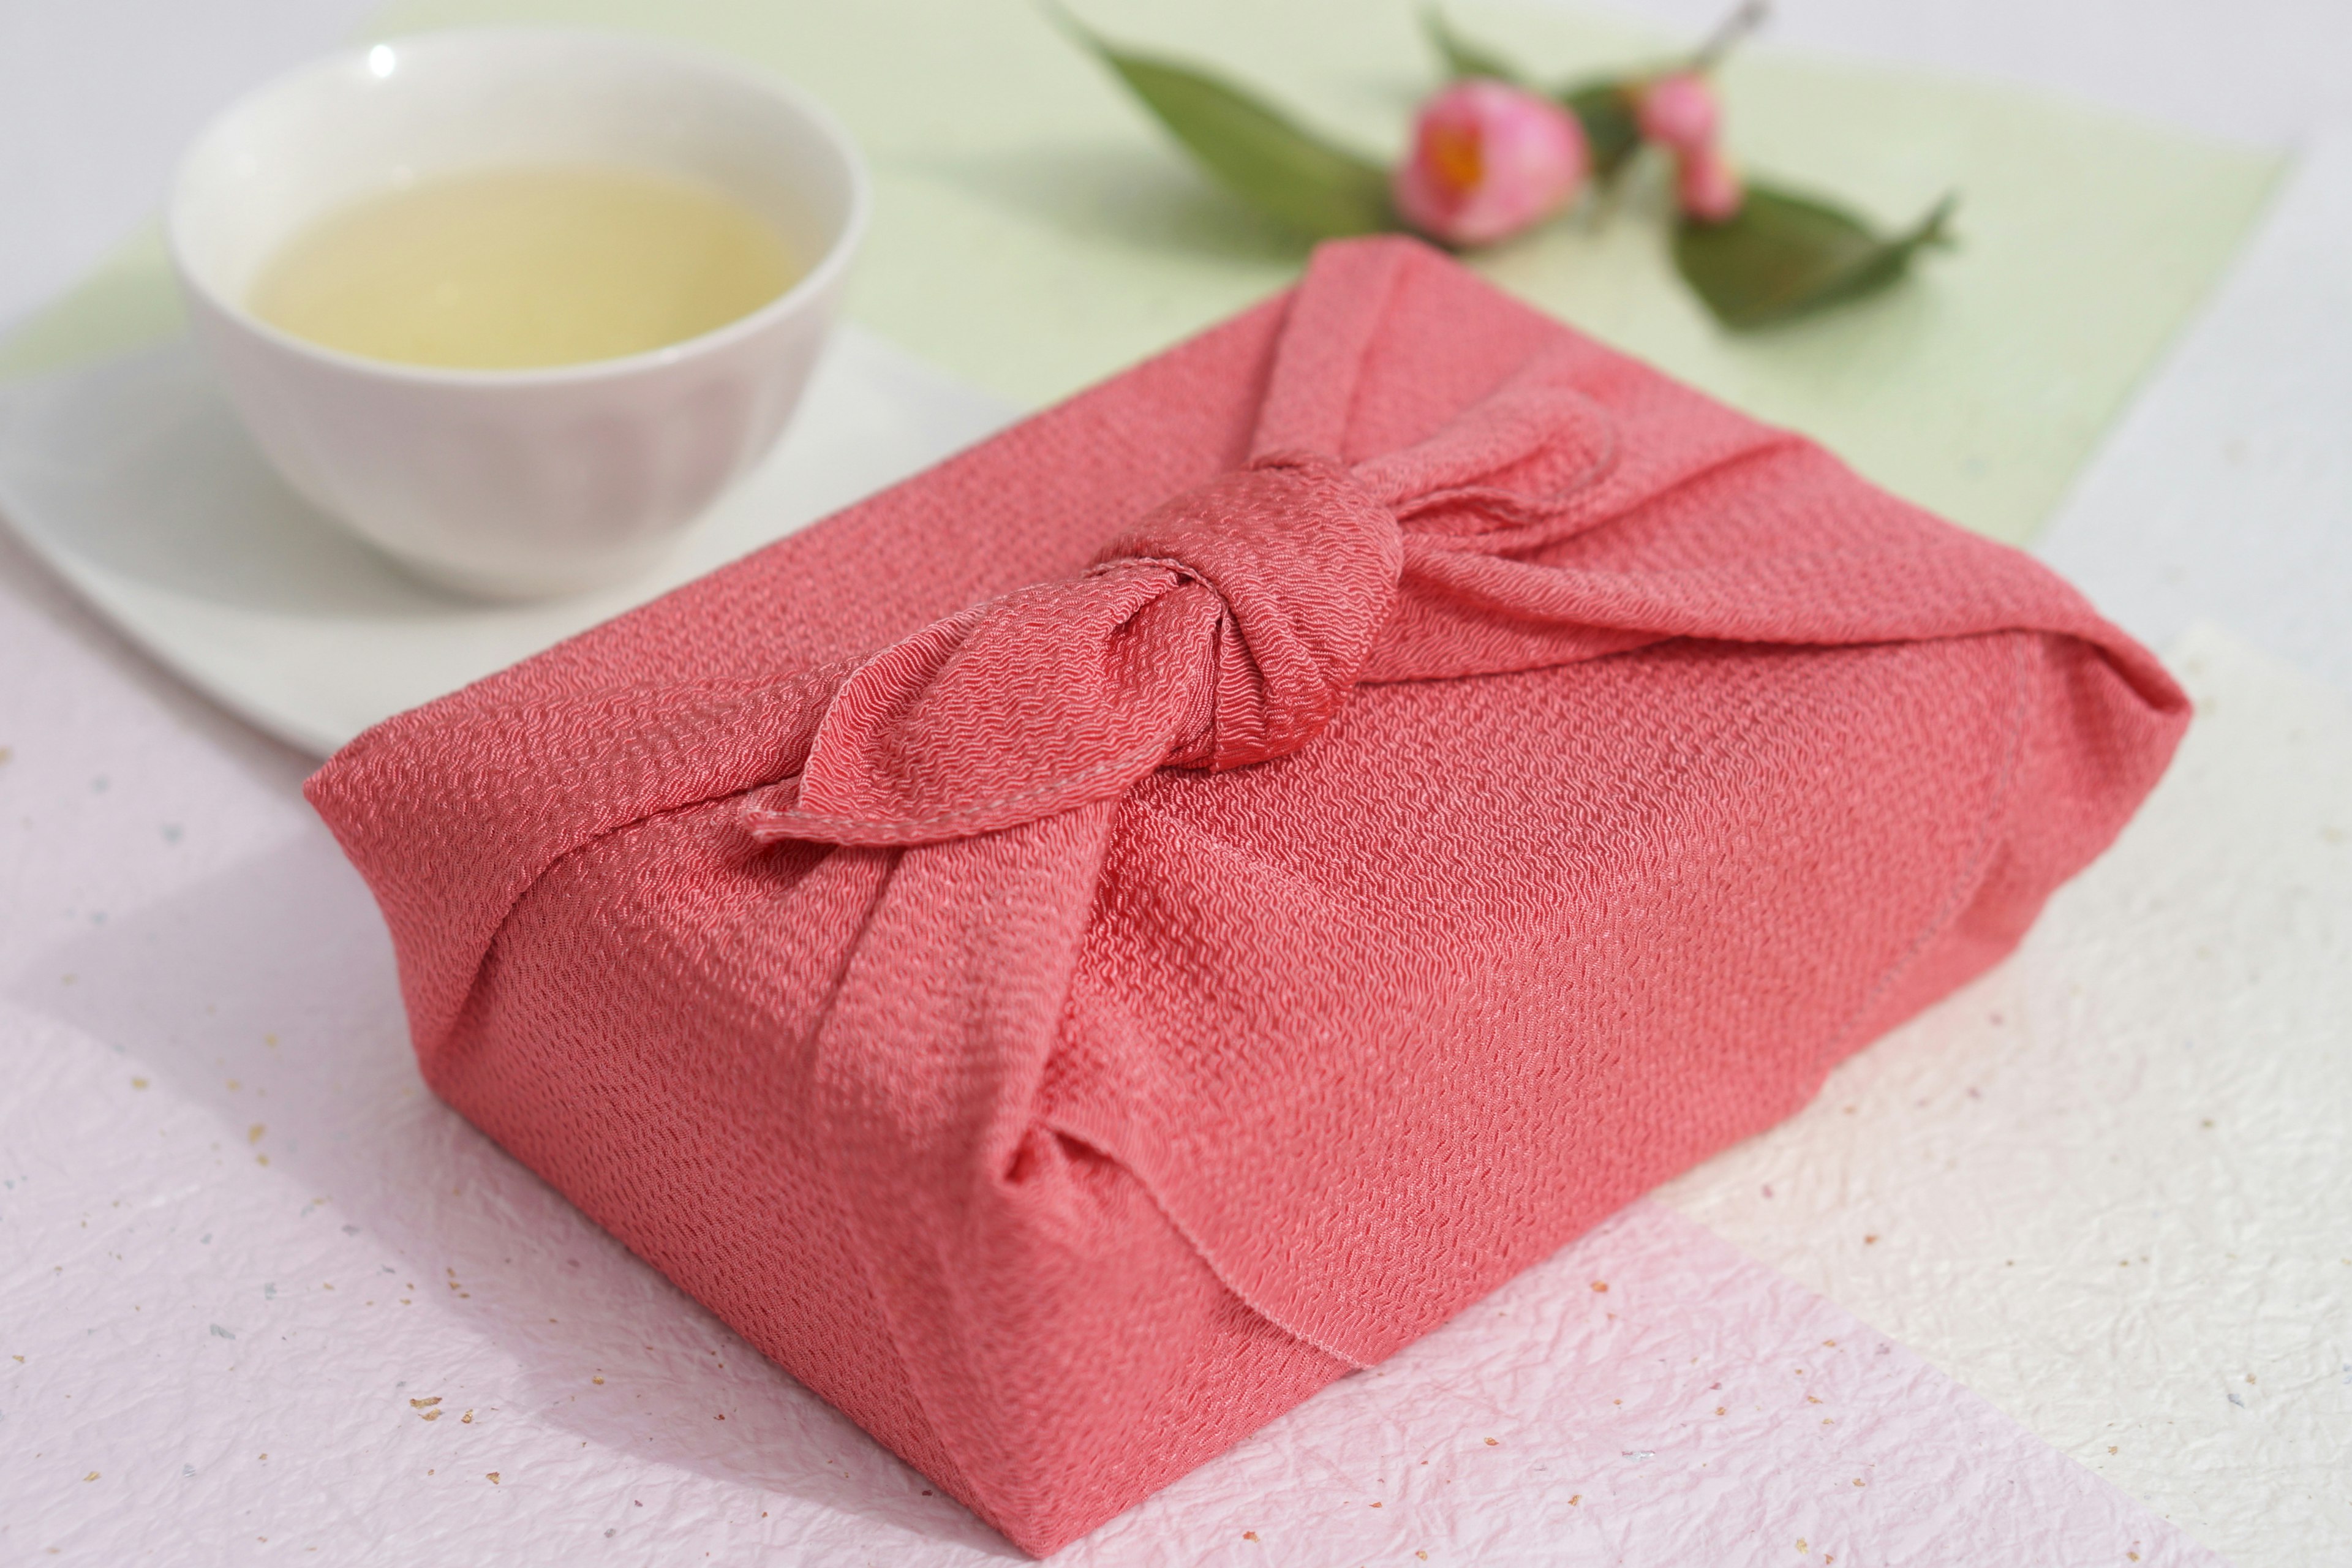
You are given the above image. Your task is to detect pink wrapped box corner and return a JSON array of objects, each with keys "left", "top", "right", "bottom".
[{"left": 307, "top": 238, "right": 2185, "bottom": 1555}]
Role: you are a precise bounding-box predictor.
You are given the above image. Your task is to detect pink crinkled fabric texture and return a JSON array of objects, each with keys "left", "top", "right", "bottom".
[{"left": 306, "top": 236, "right": 2187, "bottom": 1556}]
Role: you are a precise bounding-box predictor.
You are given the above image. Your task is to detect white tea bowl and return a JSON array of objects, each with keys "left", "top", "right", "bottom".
[{"left": 168, "top": 28, "right": 869, "bottom": 599}]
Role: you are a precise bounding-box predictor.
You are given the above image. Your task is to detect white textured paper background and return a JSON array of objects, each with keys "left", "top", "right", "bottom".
[
  {"left": 6, "top": 580, "right": 2328, "bottom": 1566},
  {"left": 1658, "top": 624, "right": 2352, "bottom": 1558}
]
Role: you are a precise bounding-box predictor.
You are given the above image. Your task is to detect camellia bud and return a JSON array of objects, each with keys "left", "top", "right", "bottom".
[
  {"left": 1676, "top": 142, "right": 1745, "bottom": 223},
  {"left": 1635, "top": 71, "right": 1722, "bottom": 154},
  {"left": 1392, "top": 79, "right": 1589, "bottom": 247}
]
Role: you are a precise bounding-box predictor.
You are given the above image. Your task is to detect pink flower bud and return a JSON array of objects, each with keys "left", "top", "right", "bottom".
[
  {"left": 1676, "top": 143, "right": 1744, "bottom": 223},
  {"left": 1392, "top": 80, "right": 1588, "bottom": 247},
  {"left": 1635, "top": 72, "right": 1721, "bottom": 154}
]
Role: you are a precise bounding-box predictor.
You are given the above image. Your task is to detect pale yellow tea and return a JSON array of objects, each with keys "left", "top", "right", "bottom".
[{"left": 250, "top": 165, "right": 801, "bottom": 370}]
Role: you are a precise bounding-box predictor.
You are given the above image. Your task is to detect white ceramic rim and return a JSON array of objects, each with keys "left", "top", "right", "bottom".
[{"left": 164, "top": 26, "right": 873, "bottom": 390}]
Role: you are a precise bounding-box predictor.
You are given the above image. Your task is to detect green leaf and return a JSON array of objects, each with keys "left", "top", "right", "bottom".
[
  {"left": 1061, "top": 16, "right": 1395, "bottom": 239},
  {"left": 1559, "top": 77, "right": 1644, "bottom": 184},
  {"left": 1672, "top": 183, "right": 1958, "bottom": 330},
  {"left": 1421, "top": 8, "right": 1527, "bottom": 84}
]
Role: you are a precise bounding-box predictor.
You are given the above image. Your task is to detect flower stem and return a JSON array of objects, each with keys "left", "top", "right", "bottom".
[{"left": 1687, "top": 0, "right": 1770, "bottom": 73}]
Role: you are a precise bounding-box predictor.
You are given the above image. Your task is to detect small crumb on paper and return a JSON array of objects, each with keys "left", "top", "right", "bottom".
[
  {"left": 1483, "top": 1438, "right": 1498, "bottom": 1447},
  {"left": 486, "top": 1472, "right": 500, "bottom": 1484},
  {"left": 409, "top": 1397, "right": 440, "bottom": 1409},
  {"left": 1589, "top": 1281, "right": 1608, "bottom": 1293},
  {"left": 1242, "top": 1531, "right": 1259, "bottom": 1542}
]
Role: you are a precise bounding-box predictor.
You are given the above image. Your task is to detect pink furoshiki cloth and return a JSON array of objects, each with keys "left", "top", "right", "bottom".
[{"left": 307, "top": 237, "right": 2187, "bottom": 1555}]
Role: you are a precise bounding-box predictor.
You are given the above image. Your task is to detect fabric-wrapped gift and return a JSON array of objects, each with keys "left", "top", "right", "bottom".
[{"left": 307, "top": 236, "right": 2187, "bottom": 1556}]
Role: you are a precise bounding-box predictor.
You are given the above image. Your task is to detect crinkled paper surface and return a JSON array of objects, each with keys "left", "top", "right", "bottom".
[{"left": 3, "top": 592, "right": 2340, "bottom": 1563}]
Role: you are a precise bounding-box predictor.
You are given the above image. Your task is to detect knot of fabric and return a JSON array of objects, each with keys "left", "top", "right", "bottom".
[
  {"left": 740, "top": 454, "right": 1403, "bottom": 848},
  {"left": 739, "top": 279, "right": 1623, "bottom": 850},
  {"left": 1098, "top": 454, "right": 1402, "bottom": 771}
]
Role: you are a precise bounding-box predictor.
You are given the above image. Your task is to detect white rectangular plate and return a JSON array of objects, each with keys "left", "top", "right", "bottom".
[{"left": 0, "top": 323, "right": 1017, "bottom": 755}]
